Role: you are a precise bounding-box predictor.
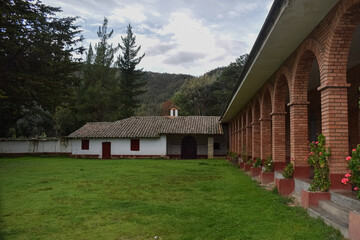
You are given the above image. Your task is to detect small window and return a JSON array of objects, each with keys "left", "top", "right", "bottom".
[
  {"left": 131, "top": 139, "right": 140, "bottom": 151},
  {"left": 214, "top": 142, "right": 220, "bottom": 150},
  {"left": 81, "top": 140, "right": 89, "bottom": 150}
]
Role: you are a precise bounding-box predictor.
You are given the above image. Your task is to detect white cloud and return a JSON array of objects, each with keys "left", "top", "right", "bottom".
[
  {"left": 109, "top": 5, "right": 147, "bottom": 23},
  {"left": 41, "top": 0, "right": 272, "bottom": 75}
]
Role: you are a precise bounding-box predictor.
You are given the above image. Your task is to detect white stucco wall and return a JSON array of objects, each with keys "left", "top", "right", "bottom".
[
  {"left": 0, "top": 139, "right": 71, "bottom": 154},
  {"left": 71, "top": 136, "right": 167, "bottom": 157}
]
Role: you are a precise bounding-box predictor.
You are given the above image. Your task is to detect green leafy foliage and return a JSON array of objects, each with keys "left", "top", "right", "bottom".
[
  {"left": 253, "top": 157, "right": 262, "bottom": 167},
  {"left": 173, "top": 54, "right": 248, "bottom": 116},
  {"left": 263, "top": 157, "right": 274, "bottom": 172},
  {"left": 283, "top": 163, "right": 294, "bottom": 179},
  {"left": 307, "top": 134, "right": 331, "bottom": 192},
  {"left": 0, "top": 0, "right": 84, "bottom": 137},
  {"left": 137, "top": 72, "right": 191, "bottom": 116},
  {"left": 342, "top": 145, "right": 360, "bottom": 198}
]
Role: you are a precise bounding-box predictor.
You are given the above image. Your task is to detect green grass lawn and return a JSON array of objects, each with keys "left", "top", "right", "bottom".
[{"left": 0, "top": 157, "right": 343, "bottom": 240}]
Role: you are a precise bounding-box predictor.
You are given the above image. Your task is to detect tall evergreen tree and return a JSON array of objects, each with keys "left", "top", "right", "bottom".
[
  {"left": 76, "top": 18, "right": 120, "bottom": 123},
  {"left": 116, "top": 24, "right": 146, "bottom": 119},
  {"left": 0, "top": 0, "right": 84, "bottom": 137}
]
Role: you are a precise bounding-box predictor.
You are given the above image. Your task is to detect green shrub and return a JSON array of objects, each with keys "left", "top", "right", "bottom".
[
  {"left": 342, "top": 145, "right": 360, "bottom": 198},
  {"left": 282, "top": 163, "right": 293, "bottom": 179},
  {"left": 253, "top": 157, "right": 262, "bottom": 167},
  {"left": 307, "top": 134, "right": 331, "bottom": 192},
  {"left": 263, "top": 156, "right": 274, "bottom": 172}
]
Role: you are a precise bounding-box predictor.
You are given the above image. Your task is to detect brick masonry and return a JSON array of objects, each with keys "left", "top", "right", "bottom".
[{"left": 228, "top": 0, "right": 360, "bottom": 189}]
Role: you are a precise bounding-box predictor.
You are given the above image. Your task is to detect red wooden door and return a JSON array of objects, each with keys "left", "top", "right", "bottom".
[{"left": 102, "top": 142, "right": 111, "bottom": 159}]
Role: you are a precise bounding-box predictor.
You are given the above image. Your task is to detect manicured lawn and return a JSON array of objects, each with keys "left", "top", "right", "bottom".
[{"left": 0, "top": 157, "right": 343, "bottom": 240}]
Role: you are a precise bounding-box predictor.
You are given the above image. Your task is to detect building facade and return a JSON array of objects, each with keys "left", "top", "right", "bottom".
[{"left": 222, "top": 0, "right": 360, "bottom": 190}]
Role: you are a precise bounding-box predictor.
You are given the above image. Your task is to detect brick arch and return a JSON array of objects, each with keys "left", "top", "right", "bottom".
[
  {"left": 292, "top": 39, "right": 324, "bottom": 103},
  {"left": 259, "top": 86, "right": 272, "bottom": 160},
  {"left": 324, "top": 0, "right": 360, "bottom": 86},
  {"left": 272, "top": 72, "right": 290, "bottom": 169},
  {"left": 240, "top": 110, "right": 246, "bottom": 157},
  {"left": 260, "top": 85, "right": 273, "bottom": 119},
  {"left": 245, "top": 104, "right": 253, "bottom": 159},
  {"left": 272, "top": 72, "right": 290, "bottom": 113},
  {"left": 252, "top": 97, "right": 261, "bottom": 159}
]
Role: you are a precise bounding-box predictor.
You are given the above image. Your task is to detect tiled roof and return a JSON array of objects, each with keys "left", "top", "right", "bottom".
[{"left": 68, "top": 116, "right": 222, "bottom": 138}]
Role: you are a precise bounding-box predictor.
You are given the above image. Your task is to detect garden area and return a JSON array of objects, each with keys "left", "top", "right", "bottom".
[{"left": 0, "top": 157, "right": 344, "bottom": 239}]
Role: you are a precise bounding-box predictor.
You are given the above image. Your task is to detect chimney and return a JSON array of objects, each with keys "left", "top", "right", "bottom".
[{"left": 170, "top": 107, "right": 179, "bottom": 117}]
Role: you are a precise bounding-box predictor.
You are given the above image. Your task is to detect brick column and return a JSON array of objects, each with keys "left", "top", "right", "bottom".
[
  {"left": 246, "top": 124, "right": 252, "bottom": 159},
  {"left": 260, "top": 118, "right": 272, "bottom": 160},
  {"left": 252, "top": 121, "right": 260, "bottom": 160},
  {"left": 289, "top": 102, "right": 310, "bottom": 178},
  {"left": 241, "top": 127, "right": 246, "bottom": 157},
  {"left": 235, "top": 118, "right": 239, "bottom": 154},
  {"left": 271, "top": 112, "right": 287, "bottom": 171},
  {"left": 319, "top": 84, "right": 351, "bottom": 190}
]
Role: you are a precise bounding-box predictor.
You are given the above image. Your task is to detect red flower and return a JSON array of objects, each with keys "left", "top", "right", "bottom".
[
  {"left": 346, "top": 156, "right": 351, "bottom": 161},
  {"left": 319, "top": 152, "right": 323, "bottom": 155},
  {"left": 352, "top": 149, "right": 356, "bottom": 152},
  {"left": 341, "top": 178, "right": 349, "bottom": 184}
]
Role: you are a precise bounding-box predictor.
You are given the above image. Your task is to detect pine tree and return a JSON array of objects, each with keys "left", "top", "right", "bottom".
[
  {"left": 76, "top": 18, "right": 120, "bottom": 123},
  {"left": 0, "top": 0, "right": 84, "bottom": 137},
  {"left": 117, "top": 24, "right": 146, "bottom": 119}
]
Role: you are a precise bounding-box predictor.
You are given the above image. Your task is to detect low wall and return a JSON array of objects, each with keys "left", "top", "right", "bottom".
[{"left": 0, "top": 139, "right": 71, "bottom": 155}]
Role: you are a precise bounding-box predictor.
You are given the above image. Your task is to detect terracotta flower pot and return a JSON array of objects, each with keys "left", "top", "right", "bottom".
[
  {"left": 251, "top": 167, "right": 261, "bottom": 177},
  {"left": 301, "top": 190, "right": 330, "bottom": 209},
  {"left": 275, "top": 178, "right": 294, "bottom": 196},
  {"left": 349, "top": 211, "right": 360, "bottom": 240},
  {"left": 244, "top": 163, "right": 252, "bottom": 171},
  {"left": 260, "top": 171, "right": 274, "bottom": 184}
]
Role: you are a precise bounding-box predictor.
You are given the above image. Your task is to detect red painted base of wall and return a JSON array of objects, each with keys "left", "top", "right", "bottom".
[
  {"left": 244, "top": 163, "right": 252, "bottom": 171},
  {"left": 111, "top": 155, "right": 164, "bottom": 159},
  {"left": 260, "top": 172, "right": 274, "bottom": 184},
  {"left": 73, "top": 154, "right": 99, "bottom": 159},
  {"left": 301, "top": 190, "right": 331, "bottom": 209},
  {"left": 293, "top": 166, "right": 310, "bottom": 178},
  {"left": 349, "top": 211, "right": 360, "bottom": 240},
  {"left": 1, "top": 152, "right": 72, "bottom": 157},
  {"left": 273, "top": 162, "right": 287, "bottom": 171},
  {"left": 275, "top": 178, "right": 294, "bottom": 196},
  {"left": 330, "top": 174, "right": 352, "bottom": 190},
  {"left": 251, "top": 167, "right": 261, "bottom": 177}
]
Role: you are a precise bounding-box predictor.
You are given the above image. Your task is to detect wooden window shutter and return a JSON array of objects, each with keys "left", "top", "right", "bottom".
[{"left": 131, "top": 139, "right": 140, "bottom": 151}]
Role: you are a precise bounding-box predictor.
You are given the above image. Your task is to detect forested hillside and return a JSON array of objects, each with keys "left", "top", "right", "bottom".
[
  {"left": 172, "top": 54, "right": 248, "bottom": 116},
  {"left": 136, "top": 72, "right": 193, "bottom": 116}
]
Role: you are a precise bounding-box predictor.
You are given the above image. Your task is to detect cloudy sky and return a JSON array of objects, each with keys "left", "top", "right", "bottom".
[{"left": 42, "top": 0, "right": 273, "bottom": 76}]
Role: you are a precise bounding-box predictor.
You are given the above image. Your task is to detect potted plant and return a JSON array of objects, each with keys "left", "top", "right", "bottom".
[
  {"left": 343, "top": 145, "right": 360, "bottom": 240},
  {"left": 244, "top": 157, "right": 253, "bottom": 171},
  {"left": 260, "top": 156, "right": 274, "bottom": 184},
  {"left": 275, "top": 163, "right": 294, "bottom": 196},
  {"left": 227, "top": 151, "right": 238, "bottom": 166},
  {"left": 251, "top": 157, "right": 262, "bottom": 177},
  {"left": 301, "top": 134, "right": 331, "bottom": 208},
  {"left": 341, "top": 145, "right": 360, "bottom": 198},
  {"left": 240, "top": 147, "right": 248, "bottom": 169}
]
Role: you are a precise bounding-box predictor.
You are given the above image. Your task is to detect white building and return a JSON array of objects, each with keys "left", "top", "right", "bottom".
[{"left": 68, "top": 115, "right": 227, "bottom": 159}]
